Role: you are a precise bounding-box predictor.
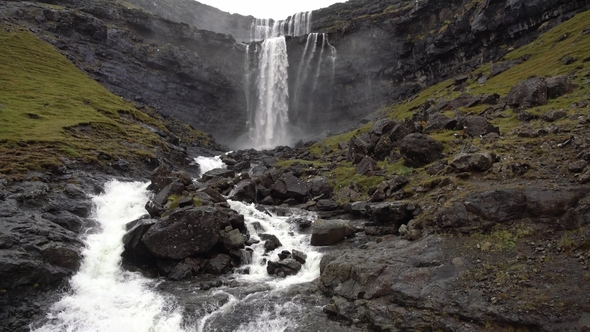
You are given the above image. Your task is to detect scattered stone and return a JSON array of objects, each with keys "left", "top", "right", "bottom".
[
  {"left": 355, "top": 156, "right": 377, "bottom": 175},
  {"left": 399, "top": 133, "right": 444, "bottom": 167},
  {"left": 292, "top": 249, "right": 307, "bottom": 264},
  {"left": 569, "top": 160, "right": 587, "bottom": 173},
  {"left": 560, "top": 55, "right": 577, "bottom": 65},
  {"left": 205, "top": 254, "right": 233, "bottom": 275},
  {"left": 260, "top": 234, "right": 282, "bottom": 251},
  {"left": 506, "top": 77, "right": 548, "bottom": 108},
  {"left": 310, "top": 219, "right": 355, "bottom": 246},
  {"left": 451, "top": 153, "right": 494, "bottom": 172}
]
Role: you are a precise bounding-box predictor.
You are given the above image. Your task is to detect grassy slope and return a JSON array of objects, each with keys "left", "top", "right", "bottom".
[
  {"left": 296, "top": 10, "right": 590, "bottom": 201},
  {"left": 0, "top": 27, "right": 205, "bottom": 176}
]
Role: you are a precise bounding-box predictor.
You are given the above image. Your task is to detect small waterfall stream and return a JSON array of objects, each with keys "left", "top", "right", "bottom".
[
  {"left": 242, "top": 12, "right": 337, "bottom": 150},
  {"left": 32, "top": 157, "right": 351, "bottom": 332}
]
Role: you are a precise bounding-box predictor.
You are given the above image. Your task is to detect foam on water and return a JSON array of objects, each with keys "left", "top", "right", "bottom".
[
  {"left": 33, "top": 180, "right": 184, "bottom": 332},
  {"left": 195, "top": 155, "right": 226, "bottom": 177},
  {"left": 228, "top": 200, "right": 322, "bottom": 288}
]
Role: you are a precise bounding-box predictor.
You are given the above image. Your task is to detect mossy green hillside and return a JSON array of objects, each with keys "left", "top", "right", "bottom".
[
  {"left": 0, "top": 27, "right": 208, "bottom": 176},
  {"left": 306, "top": 10, "right": 590, "bottom": 201}
]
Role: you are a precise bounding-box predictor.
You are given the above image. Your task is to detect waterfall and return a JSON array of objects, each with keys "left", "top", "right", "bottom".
[
  {"left": 33, "top": 181, "right": 185, "bottom": 332},
  {"left": 251, "top": 11, "right": 312, "bottom": 41},
  {"left": 252, "top": 37, "right": 290, "bottom": 149},
  {"left": 291, "top": 33, "right": 337, "bottom": 124}
]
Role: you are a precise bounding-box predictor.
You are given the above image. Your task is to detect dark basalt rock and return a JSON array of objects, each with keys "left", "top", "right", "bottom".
[
  {"left": 310, "top": 219, "right": 355, "bottom": 246},
  {"left": 142, "top": 206, "right": 226, "bottom": 260},
  {"left": 451, "top": 153, "right": 494, "bottom": 172},
  {"left": 228, "top": 179, "right": 257, "bottom": 203},
  {"left": 506, "top": 77, "right": 548, "bottom": 108},
  {"left": 308, "top": 176, "right": 333, "bottom": 198},
  {"left": 399, "top": 133, "right": 444, "bottom": 167},
  {"left": 355, "top": 156, "right": 376, "bottom": 175},
  {"left": 458, "top": 115, "right": 500, "bottom": 137},
  {"left": 270, "top": 173, "right": 309, "bottom": 203}
]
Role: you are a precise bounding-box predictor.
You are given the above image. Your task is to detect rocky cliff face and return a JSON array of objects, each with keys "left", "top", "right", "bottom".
[
  {"left": 0, "top": 0, "right": 247, "bottom": 146},
  {"left": 123, "top": 0, "right": 255, "bottom": 42},
  {"left": 310, "top": 0, "right": 590, "bottom": 130},
  {"left": 4, "top": 0, "right": 589, "bottom": 147}
]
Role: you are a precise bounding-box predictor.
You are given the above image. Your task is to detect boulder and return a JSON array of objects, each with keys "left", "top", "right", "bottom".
[
  {"left": 205, "top": 254, "right": 233, "bottom": 275},
  {"left": 355, "top": 156, "right": 377, "bottom": 175},
  {"left": 424, "top": 113, "right": 457, "bottom": 134},
  {"left": 370, "top": 118, "right": 396, "bottom": 136},
  {"left": 316, "top": 199, "right": 339, "bottom": 211},
  {"left": 228, "top": 179, "right": 257, "bottom": 203},
  {"left": 458, "top": 116, "right": 500, "bottom": 137},
  {"left": 347, "top": 134, "right": 374, "bottom": 163},
  {"left": 366, "top": 202, "right": 413, "bottom": 225},
  {"left": 220, "top": 227, "right": 246, "bottom": 250},
  {"left": 541, "top": 109, "right": 567, "bottom": 122},
  {"left": 201, "top": 168, "right": 235, "bottom": 182},
  {"left": 308, "top": 176, "right": 333, "bottom": 198},
  {"left": 464, "top": 190, "right": 527, "bottom": 223},
  {"left": 451, "top": 153, "right": 494, "bottom": 172},
  {"left": 399, "top": 133, "right": 444, "bottom": 167},
  {"left": 505, "top": 77, "right": 547, "bottom": 108},
  {"left": 373, "top": 135, "right": 394, "bottom": 160},
  {"left": 292, "top": 249, "right": 307, "bottom": 264},
  {"left": 389, "top": 118, "right": 422, "bottom": 143},
  {"left": 545, "top": 76, "right": 577, "bottom": 99},
  {"left": 270, "top": 173, "right": 309, "bottom": 202},
  {"left": 260, "top": 234, "right": 282, "bottom": 251},
  {"left": 122, "top": 218, "right": 157, "bottom": 264},
  {"left": 142, "top": 206, "right": 226, "bottom": 260},
  {"left": 310, "top": 219, "right": 355, "bottom": 246}
]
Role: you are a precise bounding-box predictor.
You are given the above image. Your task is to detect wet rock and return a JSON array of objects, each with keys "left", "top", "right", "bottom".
[
  {"left": 232, "top": 160, "right": 251, "bottom": 173},
  {"left": 41, "top": 245, "right": 81, "bottom": 271},
  {"left": 310, "top": 219, "right": 355, "bottom": 246},
  {"left": 270, "top": 173, "right": 309, "bottom": 202},
  {"left": 316, "top": 199, "right": 339, "bottom": 211},
  {"left": 366, "top": 202, "right": 413, "bottom": 225},
  {"left": 220, "top": 227, "right": 246, "bottom": 250},
  {"left": 201, "top": 168, "right": 235, "bottom": 181},
  {"left": 399, "top": 133, "right": 444, "bottom": 167},
  {"left": 292, "top": 249, "right": 307, "bottom": 264},
  {"left": 260, "top": 233, "right": 282, "bottom": 251},
  {"left": 228, "top": 179, "right": 257, "bottom": 203},
  {"left": 355, "top": 156, "right": 376, "bottom": 175},
  {"left": 505, "top": 77, "right": 548, "bottom": 108},
  {"left": 451, "top": 153, "right": 494, "bottom": 172},
  {"left": 168, "top": 262, "right": 193, "bottom": 281},
  {"left": 122, "top": 218, "right": 157, "bottom": 264},
  {"left": 142, "top": 206, "right": 226, "bottom": 260},
  {"left": 205, "top": 254, "right": 233, "bottom": 275},
  {"left": 153, "top": 180, "right": 186, "bottom": 206},
  {"left": 41, "top": 211, "right": 85, "bottom": 233}
]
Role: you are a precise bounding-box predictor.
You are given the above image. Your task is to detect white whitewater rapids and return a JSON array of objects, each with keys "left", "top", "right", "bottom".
[
  {"left": 33, "top": 181, "right": 184, "bottom": 332},
  {"left": 34, "top": 157, "right": 324, "bottom": 332}
]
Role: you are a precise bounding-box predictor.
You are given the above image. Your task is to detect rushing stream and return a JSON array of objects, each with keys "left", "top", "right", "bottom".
[{"left": 32, "top": 157, "right": 354, "bottom": 332}]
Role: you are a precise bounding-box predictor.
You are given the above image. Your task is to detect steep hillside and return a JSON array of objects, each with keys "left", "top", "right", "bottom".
[
  {"left": 263, "top": 10, "right": 590, "bottom": 330},
  {"left": 0, "top": 26, "right": 215, "bottom": 178}
]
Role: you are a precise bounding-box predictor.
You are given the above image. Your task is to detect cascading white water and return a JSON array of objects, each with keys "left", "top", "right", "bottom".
[
  {"left": 228, "top": 200, "right": 321, "bottom": 286},
  {"left": 33, "top": 181, "right": 185, "bottom": 332},
  {"left": 251, "top": 11, "right": 312, "bottom": 41},
  {"left": 292, "top": 33, "right": 337, "bottom": 123},
  {"left": 242, "top": 12, "right": 316, "bottom": 149},
  {"left": 252, "top": 37, "right": 290, "bottom": 149},
  {"left": 195, "top": 155, "right": 226, "bottom": 177}
]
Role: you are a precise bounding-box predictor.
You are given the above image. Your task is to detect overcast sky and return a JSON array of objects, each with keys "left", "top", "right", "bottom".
[{"left": 196, "top": 0, "right": 344, "bottom": 19}]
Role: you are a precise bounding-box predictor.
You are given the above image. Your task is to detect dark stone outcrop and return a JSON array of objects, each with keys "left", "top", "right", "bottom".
[
  {"left": 399, "top": 133, "right": 444, "bottom": 167},
  {"left": 310, "top": 219, "right": 355, "bottom": 246},
  {"left": 142, "top": 206, "right": 226, "bottom": 260},
  {"left": 451, "top": 153, "right": 494, "bottom": 172}
]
